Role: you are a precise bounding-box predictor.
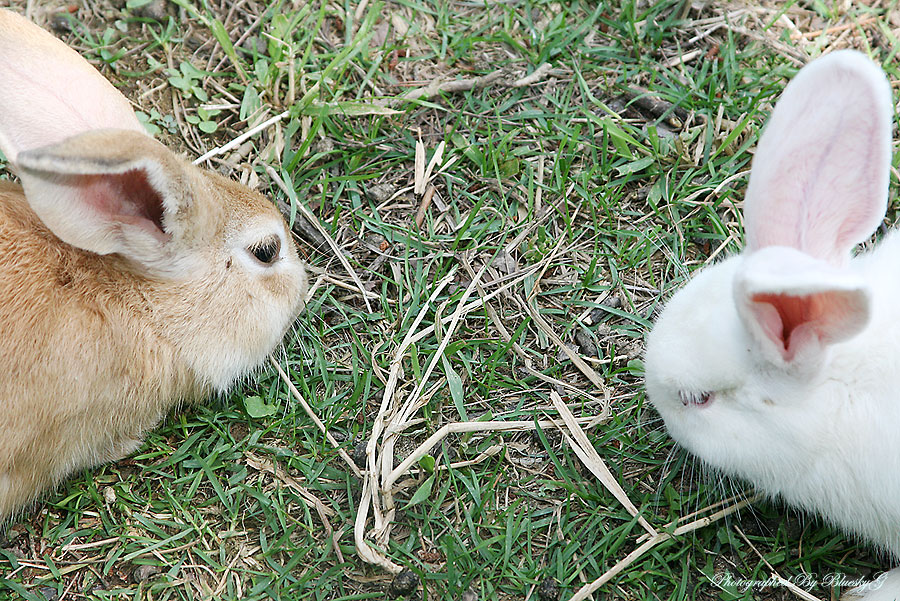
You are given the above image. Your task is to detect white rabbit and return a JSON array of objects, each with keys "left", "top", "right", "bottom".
[
  {"left": 644, "top": 50, "right": 900, "bottom": 600},
  {"left": 0, "top": 9, "right": 307, "bottom": 520}
]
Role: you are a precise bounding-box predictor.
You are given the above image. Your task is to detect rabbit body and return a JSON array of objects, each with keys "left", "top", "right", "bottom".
[
  {"left": 0, "top": 11, "right": 307, "bottom": 519},
  {"left": 0, "top": 180, "right": 193, "bottom": 516},
  {"left": 645, "top": 51, "right": 900, "bottom": 598}
]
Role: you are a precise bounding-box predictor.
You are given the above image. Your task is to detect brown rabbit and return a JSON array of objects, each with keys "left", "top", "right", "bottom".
[{"left": 0, "top": 9, "right": 308, "bottom": 519}]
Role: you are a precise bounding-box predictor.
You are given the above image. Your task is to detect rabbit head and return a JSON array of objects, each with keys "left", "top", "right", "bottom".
[
  {"left": 0, "top": 9, "right": 307, "bottom": 518},
  {"left": 12, "top": 129, "right": 308, "bottom": 389},
  {"left": 644, "top": 50, "right": 899, "bottom": 554}
]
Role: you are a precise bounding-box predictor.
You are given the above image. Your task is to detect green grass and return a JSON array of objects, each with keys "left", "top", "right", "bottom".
[{"left": 0, "top": 1, "right": 894, "bottom": 600}]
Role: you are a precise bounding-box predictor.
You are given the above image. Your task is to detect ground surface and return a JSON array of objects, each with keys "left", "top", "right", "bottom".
[{"left": 0, "top": 1, "right": 896, "bottom": 600}]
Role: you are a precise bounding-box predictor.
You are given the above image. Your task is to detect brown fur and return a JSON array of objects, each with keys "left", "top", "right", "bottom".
[
  {"left": 0, "top": 181, "right": 182, "bottom": 515},
  {"left": 0, "top": 162, "right": 307, "bottom": 519}
]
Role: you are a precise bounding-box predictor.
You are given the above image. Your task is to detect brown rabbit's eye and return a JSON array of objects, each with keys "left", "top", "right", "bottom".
[{"left": 248, "top": 236, "right": 281, "bottom": 266}]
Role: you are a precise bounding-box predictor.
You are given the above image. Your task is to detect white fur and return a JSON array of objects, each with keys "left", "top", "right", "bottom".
[
  {"left": 845, "top": 570, "right": 900, "bottom": 601},
  {"left": 645, "top": 51, "right": 900, "bottom": 600}
]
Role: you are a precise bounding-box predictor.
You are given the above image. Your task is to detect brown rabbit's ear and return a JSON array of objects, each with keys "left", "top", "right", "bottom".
[
  {"left": 16, "top": 130, "right": 197, "bottom": 274},
  {"left": 0, "top": 10, "right": 147, "bottom": 163}
]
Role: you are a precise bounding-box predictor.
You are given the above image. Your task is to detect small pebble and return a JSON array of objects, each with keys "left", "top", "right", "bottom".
[
  {"left": 229, "top": 422, "right": 249, "bottom": 441},
  {"left": 131, "top": 564, "right": 160, "bottom": 583},
  {"left": 352, "top": 440, "right": 368, "bottom": 468},
  {"left": 49, "top": 13, "right": 73, "bottom": 32},
  {"left": 574, "top": 329, "right": 597, "bottom": 357},
  {"left": 133, "top": 0, "right": 170, "bottom": 21},
  {"left": 387, "top": 569, "right": 419, "bottom": 598},
  {"left": 312, "top": 138, "right": 335, "bottom": 155},
  {"left": 537, "top": 577, "right": 559, "bottom": 601},
  {"left": 37, "top": 587, "right": 59, "bottom": 601},
  {"left": 366, "top": 183, "right": 395, "bottom": 204},
  {"left": 241, "top": 35, "right": 267, "bottom": 55}
]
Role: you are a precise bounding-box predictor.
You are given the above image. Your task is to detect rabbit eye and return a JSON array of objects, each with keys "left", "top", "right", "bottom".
[
  {"left": 679, "top": 390, "right": 712, "bottom": 407},
  {"left": 247, "top": 235, "right": 281, "bottom": 266}
]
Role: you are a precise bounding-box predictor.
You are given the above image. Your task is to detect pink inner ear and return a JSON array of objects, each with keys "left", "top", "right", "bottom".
[
  {"left": 750, "top": 290, "right": 866, "bottom": 360},
  {"left": 742, "top": 51, "right": 892, "bottom": 265},
  {"left": 75, "top": 170, "right": 167, "bottom": 238}
]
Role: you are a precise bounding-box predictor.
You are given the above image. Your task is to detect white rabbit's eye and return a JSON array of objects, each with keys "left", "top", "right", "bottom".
[
  {"left": 247, "top": 235, "right": 281, "bottom": 266},
  {"left": 679, "top": 390, "right": 712, "bottom": 407}
]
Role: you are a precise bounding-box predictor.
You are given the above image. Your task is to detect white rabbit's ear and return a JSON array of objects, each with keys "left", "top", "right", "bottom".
[
  {"left": 0, "top": 9, "right": 146, "bottom": 163},
  {"left": 744, "top": 50, "right": 893, "bottom": 265},
  {"left": 15, "top": 130, "right": 197, "bottom": 275},
  {"left": 734, "top": 247, "right": 870, "bottom": 366}
]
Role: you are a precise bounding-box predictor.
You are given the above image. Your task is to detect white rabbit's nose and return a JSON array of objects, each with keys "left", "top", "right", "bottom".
[{"left": 679, "top": 390, "right": 712, "bottom": 407}]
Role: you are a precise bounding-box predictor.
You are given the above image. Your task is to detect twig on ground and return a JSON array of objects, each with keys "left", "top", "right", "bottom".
[
  {"left": 729, "top": 24, "right": 806, "bottom": 66},
  {"left": 374, "top": 261, "right": 491, "bottom": 544},
  {"left": 270, "top": 357, "right": 364, "bottom": 479},
  {"left": 521, "top": 299, "right": 604, "bottom": 390},
  {"left": 354, "top": 258, "right": 561, "bottom": 572},
  {"left": 421, "top": 141, "right": 445, "bottom": 194},
  {"left": 624, "top": 85, "right": 692, "bottom": 126},
  {"left": 535, "top": 154, "right": 545, "bottom": 213},
  {"left": 274, "top": 196, "right": 330, "bottom": 250},
  {"left": 569, "top": 497, "right": 758, "bottom": 601},
  {"left": 414, "top": 185, "right": 436, "bottom": 229},
  {"left": 661, "top": 48, "right": 703, "bottom": 69},
  {"left": 210, "top": 552, "right": 244, "bottom": 598},
  {"left": 355, "top": 269, "right": 459, "bottom": 575},
  {"left": 388, "top": 63, "right": 558, "bottom": 107},
  {"left": 192, "top": 110, "right": 290, "bottom": 164},
  {"left": 244, "top": 451, "right": 337, "bottom": 524},
  {"left": 382, "top": 416, "right": 607, "bottom": 492},
  {"left": 513, "top": 62, "right": 553, "bottom": 87},
  {"left": 790, "top": 15, "right": 878, "bottom": 40},
  {"left": 734, "top": 527, "right": 823, "bottom": 601},
  {"left": 550, "top": 392, "right": 656, "bottom": 537},
  {"left": 304, "top": 267, "right": 384, "bottom": 302},
  {"left": 400, "top": 70, "right": 504, "bottom": 104}
]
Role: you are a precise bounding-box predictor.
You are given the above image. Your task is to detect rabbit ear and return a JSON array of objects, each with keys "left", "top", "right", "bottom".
[
  {"left": 15, "top": 130, "right": 197, "bottom": 275},
  {"left": 0, "top": 9, "right": 146, "bottom": 163},
  {"left": 744, "top": 50, "right": 893, "bottom": 265},
  {"left": 734, "top": 247, "right": 870, "bottom": 366}
]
